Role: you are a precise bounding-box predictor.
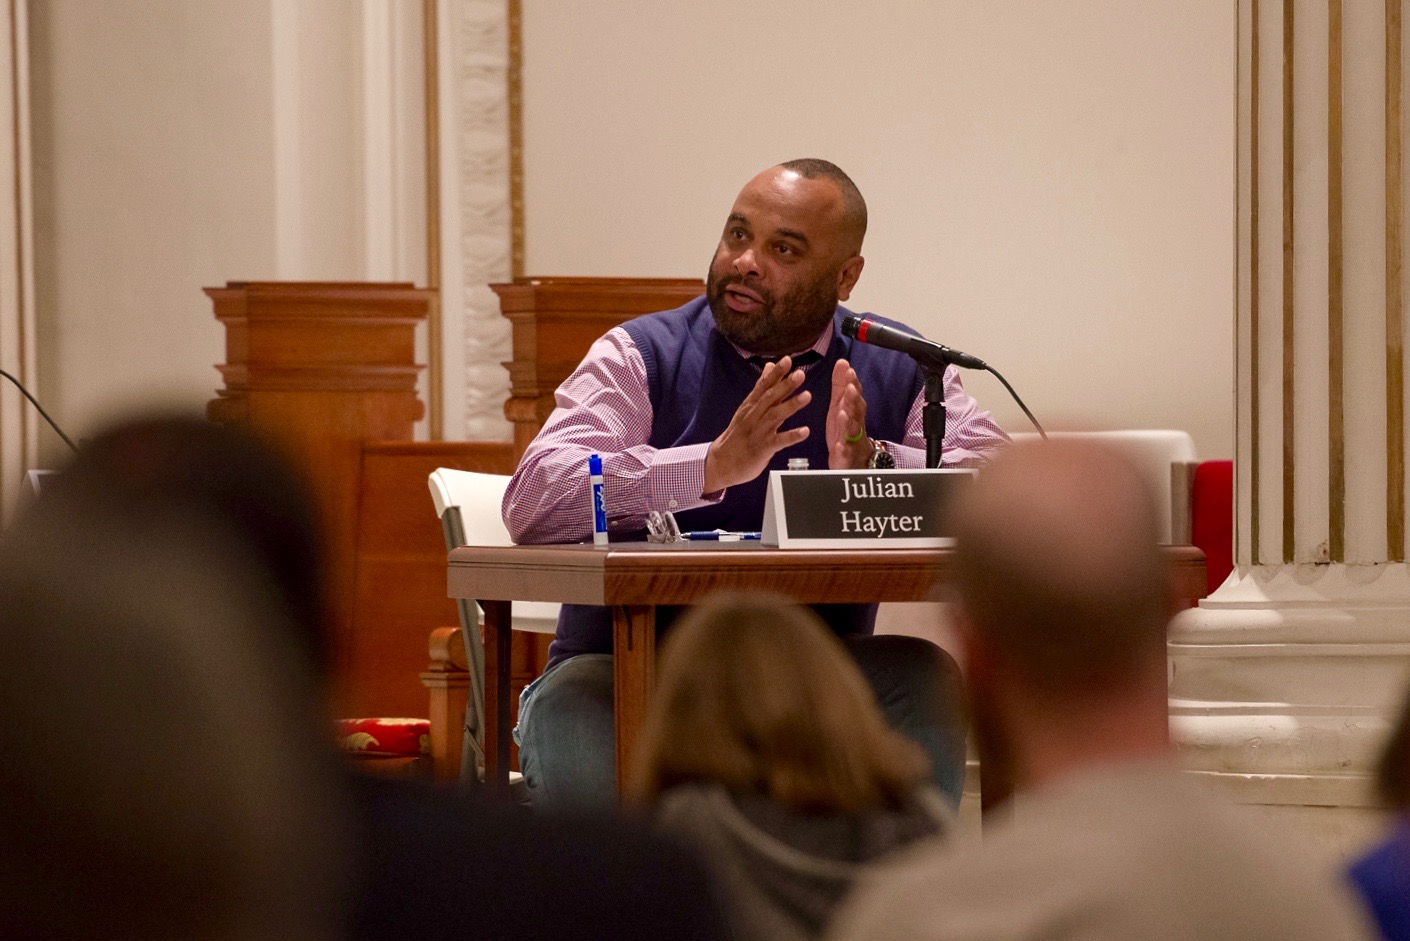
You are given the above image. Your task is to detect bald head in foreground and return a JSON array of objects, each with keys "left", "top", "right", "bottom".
[{"left": 828, "top": 441, "right": 1374, "bottom": 941}]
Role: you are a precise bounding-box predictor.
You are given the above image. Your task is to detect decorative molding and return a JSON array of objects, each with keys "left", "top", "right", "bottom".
[
  {"left": 1328, "top": 0, "right": 1344, "bottom": 561},
  {"left": 507, "top": 0, "right": 523, "bottom": 279},
  {"left": 1, "top": 0, "right": 37, "bottom": 523},
  {"left": 442, "top": 0, "right": 512, "bottom": 442},
  {"left": 1172, "top": 563, "right": 1410, "bottom": 812},
  {"left": 1282, "top": 0, "right": 1296, "bottom": 563},
  {"left": 1389, "top": 0, "right": 1405, "bottom": 560},
  {"left": 1250, "top": 0, "right": 1262, "bottom": 566}
]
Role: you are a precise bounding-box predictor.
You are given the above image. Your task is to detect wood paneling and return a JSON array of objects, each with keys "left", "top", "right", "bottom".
[
  {"left": 208, "top": 281, "right": 430, "bottom": 716},
  {"left": 343, "top": 441, "right": 518, "bottom": 717},
  {"left": 208, "top": 282, "right": 543, "bottom": 721}
]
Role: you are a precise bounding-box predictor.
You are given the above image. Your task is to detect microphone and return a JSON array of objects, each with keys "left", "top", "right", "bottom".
[
  {"left": 840, "top": 315, "right": 987, "bottom": 370},
  {"left": 0, "top": 368, "right": 78, "bottom": 451},
  {"left": 839, "top": 314, "right": 1047, "bottom": 439}
]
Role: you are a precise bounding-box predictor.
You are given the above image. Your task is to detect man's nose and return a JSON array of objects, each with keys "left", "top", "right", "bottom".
[{"left": 733, "top": 247, "right": 761, "bottom": 278}]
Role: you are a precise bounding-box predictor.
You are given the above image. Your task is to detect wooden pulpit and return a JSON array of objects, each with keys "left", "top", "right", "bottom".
[{"left": 207, "top": 281, "right": 434, "bottom": 715}]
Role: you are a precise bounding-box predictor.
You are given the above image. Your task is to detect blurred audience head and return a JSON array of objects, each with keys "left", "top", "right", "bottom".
[
  {"left": 0, "top": 422, "right": 347, "bottom": 939},
  {"left": 949, "top": 439, "right": 1172, "bottom": 785},
  {"left": 627, "top": 591, "right": 929, "bottom": 813},
  {"left": 38, "top": 413, "right": 330, "bottom": 678}
]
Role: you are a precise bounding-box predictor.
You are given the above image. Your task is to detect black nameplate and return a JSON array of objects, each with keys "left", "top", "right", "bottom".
[{"left": 761, "top": 468, "right": 976, "bottom": 548}]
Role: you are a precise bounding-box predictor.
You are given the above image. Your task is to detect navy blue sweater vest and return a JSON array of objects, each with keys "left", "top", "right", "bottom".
[{"left": 547, "top": 297, "right": 926, "bottom": 667}]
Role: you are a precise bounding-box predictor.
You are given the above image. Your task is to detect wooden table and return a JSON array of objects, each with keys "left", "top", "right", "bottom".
[{"left": 448, "top": 542, "right": 1207, "bottom": 792}]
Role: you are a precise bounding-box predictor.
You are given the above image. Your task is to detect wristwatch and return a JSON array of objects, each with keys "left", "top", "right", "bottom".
[{"left": 866, "top": 439, "right": 897, "bottom": 470}]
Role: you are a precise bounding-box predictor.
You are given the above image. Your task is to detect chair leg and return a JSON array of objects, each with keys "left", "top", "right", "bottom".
[
  {"left": 458, "top": 598, "right": 488, "bottom": 780},
  {"left": 481, "top": 599, "right": 513, "bottom": 793}
]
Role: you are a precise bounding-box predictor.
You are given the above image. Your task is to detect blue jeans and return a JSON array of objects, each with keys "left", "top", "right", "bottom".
[{"left": 516, "top": 634, "right": 967, "bottom": 813}]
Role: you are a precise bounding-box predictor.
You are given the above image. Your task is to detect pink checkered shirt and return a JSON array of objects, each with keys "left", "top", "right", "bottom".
[{"left": 503, "top": 324, "right": 1009, "bottom": 543}]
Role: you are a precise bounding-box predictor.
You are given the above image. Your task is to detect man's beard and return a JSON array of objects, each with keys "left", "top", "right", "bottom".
[{"left": 706, "top": 263, "right": 840, "bottom": 358}]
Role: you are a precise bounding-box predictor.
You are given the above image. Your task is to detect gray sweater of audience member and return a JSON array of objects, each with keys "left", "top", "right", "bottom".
[
  {"left": 655, "top": 783, "right": 951, "bottom": 941},
  {"left": 827, "top": 762, "right": 1377, "bottom": 941}
]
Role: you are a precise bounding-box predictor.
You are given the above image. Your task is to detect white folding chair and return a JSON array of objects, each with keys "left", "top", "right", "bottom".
[{"left": 428, "top": 468, "right": 559, "bottom": 781}]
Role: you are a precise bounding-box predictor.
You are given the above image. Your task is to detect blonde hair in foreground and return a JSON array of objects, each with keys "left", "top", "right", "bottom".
[{"left": 627, "top": 591, "right": 930, "bottom": 813}]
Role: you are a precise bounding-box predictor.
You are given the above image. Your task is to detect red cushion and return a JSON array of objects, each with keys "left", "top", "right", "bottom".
[
  {"left": 1190, "top": 460, "right": 1234, "bottom": 595},
  {"left": 336, "top": 718, "right": 431, "bottom": 757}
]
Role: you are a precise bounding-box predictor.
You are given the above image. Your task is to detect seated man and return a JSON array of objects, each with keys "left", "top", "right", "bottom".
[
  {"left": 828, "top": 440, "right": 1375, "bottom": 941},
  {"left": 503, "top": 158, "right": 1007, "bottom": 810}
]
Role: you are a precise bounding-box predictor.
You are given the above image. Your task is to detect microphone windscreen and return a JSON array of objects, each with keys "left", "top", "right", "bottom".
[{"left": 840, "top": 315, "right": 862, "bottom": 338}]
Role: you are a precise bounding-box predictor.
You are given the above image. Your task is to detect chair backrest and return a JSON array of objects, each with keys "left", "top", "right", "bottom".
[
  {"left": 428, "top": 468, "right": 559, "bottom": 628},
  {"left": 1008, "top": 430, "right": 1197, "bottom": 544}
]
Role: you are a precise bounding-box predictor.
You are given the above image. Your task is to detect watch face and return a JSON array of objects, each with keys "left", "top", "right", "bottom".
[{"left": 868, "top": 446, "right": 897, "bottom": 470}]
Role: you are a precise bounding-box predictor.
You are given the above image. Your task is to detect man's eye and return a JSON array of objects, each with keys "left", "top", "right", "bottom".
[
  {"left": 776, "top": 244, "right": 793, "bottom": 256},
  {"left": 730, "top": 228, "right": 747, "bottom": 240}
]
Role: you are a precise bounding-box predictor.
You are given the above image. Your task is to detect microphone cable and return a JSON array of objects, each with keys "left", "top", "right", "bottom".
[
  {"left": 979, "top": 362, "right": 1046, "bottom": 440},
  {"left": 0, "top": 368, "right": 78, "bottom": 452}
]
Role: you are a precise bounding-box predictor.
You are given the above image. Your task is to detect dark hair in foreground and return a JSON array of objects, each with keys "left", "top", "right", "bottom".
[
  {"left": 0, "top": 460, "right": 345, "bottom": 939},
  {"left": 41, "top": 414, "right": 330, "bottom": 677},
  {"left": 627, "top": 591, "right": 928, "bottom": 813}
]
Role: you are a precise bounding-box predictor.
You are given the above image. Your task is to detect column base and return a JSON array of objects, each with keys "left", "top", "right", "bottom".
[{"left": 1169, "top": 563, "right": 1410, "bottom": 861}]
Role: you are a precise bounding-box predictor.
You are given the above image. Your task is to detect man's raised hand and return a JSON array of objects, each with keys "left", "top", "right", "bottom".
[
  {"left": 826, "top": 358, "right": 872, "bottom": 469},
  {"left": 702, "top": 357, "right": 811, "bottom": 494}
]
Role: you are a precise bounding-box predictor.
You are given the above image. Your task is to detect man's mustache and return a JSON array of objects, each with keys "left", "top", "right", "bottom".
[{"left": 713, "top": 274, "right": 773, "bottom": 305}]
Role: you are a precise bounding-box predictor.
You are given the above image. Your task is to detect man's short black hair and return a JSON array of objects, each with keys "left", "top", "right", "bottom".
[{"left": 779, "top": 158, "right": 868, "bottom": 251}]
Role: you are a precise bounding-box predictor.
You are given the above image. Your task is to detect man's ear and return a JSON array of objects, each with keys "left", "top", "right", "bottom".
[{"left": 836, "top": 255, "right": 864, "bottom": 302}]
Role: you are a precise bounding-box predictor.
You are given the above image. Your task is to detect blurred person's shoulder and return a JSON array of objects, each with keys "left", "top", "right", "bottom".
[
  {"left": 344, "top": 772, "right": 730, "bottom": 941},
  {"left": 828, "top": 763, "right": 1376, "bottom": 941}
]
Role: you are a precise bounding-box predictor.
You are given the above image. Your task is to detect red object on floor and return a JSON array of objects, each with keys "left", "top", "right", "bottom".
[
  {"left": 1190, "top": 460, "right": 1234, "bottom": 595},
  {"left": 336, "top": 717, "right": 431, "bottom": 757}
]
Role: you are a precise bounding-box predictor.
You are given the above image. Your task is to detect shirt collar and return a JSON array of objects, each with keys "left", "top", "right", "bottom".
[{"left": 724, "top": 318, "right": 836, "bottom": 364}]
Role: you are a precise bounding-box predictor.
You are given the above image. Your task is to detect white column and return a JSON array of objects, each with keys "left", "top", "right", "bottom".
[
  {"left": 0, "top": 0, "right": 38, "bottom": 524},
  {"left": 1170, "top": 0, "right": 1410, "bottom": 860}
]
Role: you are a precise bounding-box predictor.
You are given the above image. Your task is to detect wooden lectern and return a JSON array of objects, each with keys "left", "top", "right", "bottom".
[{"left": 207, "top": 281, "right": 435, "bottom": 715}]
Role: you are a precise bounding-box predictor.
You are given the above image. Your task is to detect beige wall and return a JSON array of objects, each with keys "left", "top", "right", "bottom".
[
  {"left": 23, "top": 2, "right": 1235, "bottom": 460},
  {"left": 521, "top": 1, "right": 1236, "bottom": 458},
  {"left": 26, "top": 0, "right": 425, "bottom": 464},
  {"left": 28, "top": 0, "right": 277, "bottom": 463}
]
